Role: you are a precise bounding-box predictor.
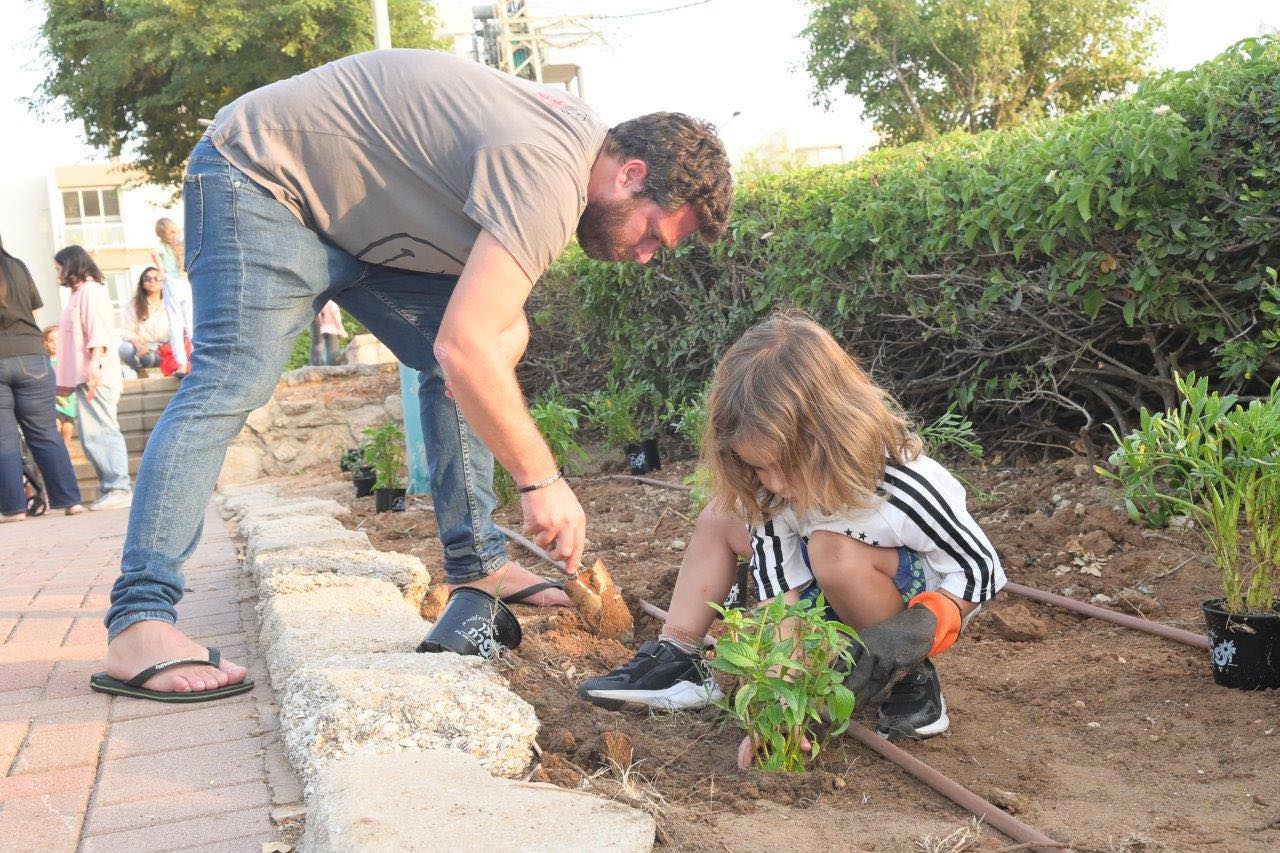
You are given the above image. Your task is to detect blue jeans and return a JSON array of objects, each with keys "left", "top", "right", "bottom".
[
  {"left": 119, "top": 342, "right": 162, "bottom": 372},
  {"left": 106, "top": 137, "right": 508, "bottom": 639},
  {"left": 0, "top": 354, "right": 82, "bottom": 514},
  {"left": 76, "top": 383, "right": 131, "bottom": 495}
]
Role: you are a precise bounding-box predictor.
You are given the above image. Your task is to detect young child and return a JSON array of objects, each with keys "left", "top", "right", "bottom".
[
  {"left": 580, "top": 313, "right": 1006, "bottom": 745},
  {"left": 43, "top": 325, "right": 77, "bottom": 449},
  {"left": 152, "top": 218, "right": 194, "bottom": 377}
]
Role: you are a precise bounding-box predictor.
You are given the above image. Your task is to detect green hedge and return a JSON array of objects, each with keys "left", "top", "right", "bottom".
[{"left": 557, "top": 38, "right": 1280, "bottom": 451}]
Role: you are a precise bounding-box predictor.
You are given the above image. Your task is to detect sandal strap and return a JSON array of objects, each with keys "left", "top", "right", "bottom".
[
  {"left": 125, "top": 647, "right": 221, "bottom": 688},
  {"left": 501, "top": 580, "right": 564, "bottom": 605}
]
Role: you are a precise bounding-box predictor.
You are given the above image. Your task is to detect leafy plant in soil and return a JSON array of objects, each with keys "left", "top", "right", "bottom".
[
  {"left": 1105, "top": 372, "right": 1280, "bottom": 613},
  {"left": 919, "top": 403, "right": 983, "bottom": 461},
  {"left": 706, "top": 595, "right": 858, "bottom": 772},
  {"left": 585, "top": 382, "right": 651, "bottom": 448},
  {"left": 339, "top": 445, "right": 368, "bottom": 473},
  {"left": 362, "top": 421, "right": 406, "bottom": 490},
  {"left": 529, "top": 393, "right": 588, "bottom": 474}
]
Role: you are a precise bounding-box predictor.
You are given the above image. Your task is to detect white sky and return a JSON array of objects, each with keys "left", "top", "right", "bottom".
[{"left": 2, "top": 0, "right": 1278, "bottom": 172}]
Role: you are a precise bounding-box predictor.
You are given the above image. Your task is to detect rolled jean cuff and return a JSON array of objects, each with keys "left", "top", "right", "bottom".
[
  {"left": 106, "top": 610, "right": 177, "bottom": 643},
  {"left": 443, "top": 547, "right": 512, "bottom": 585}
]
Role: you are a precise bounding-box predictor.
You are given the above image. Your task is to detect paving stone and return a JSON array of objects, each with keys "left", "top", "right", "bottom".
[
  {"left": 237, "top": 513, "right": 346, "bottom": 543},
  {"left": 7, "top": 616, "right": 73, "bottom": 646},
  {"left": 303, "top": 751, "right": 655, "bottom": 852},
  {"left": 254, "top": 546, "right": 431, "bottom": 612},
  {"left": 279, "top": 652, "right": 538, "bottom": 785},
  {"left": 82, "top": 780, "right": 270, "bottom": 837},
  {"left": 245, "top": 527, "right": 371, "bottom": 566},
  {"left": 11, "top": 719, "right": 104, "bottom": 774},
  {"left": 81, "top": 804, "right": 273, "bottom": 852},
  {"left": 259, "top": 577, "right": 426, "bottom": 686},
  {"left": 0, "top": 765, "right": 95, "bottom": 800},
  {"left": 105, "top": 702, "right": 262, "bottom": 760},
  {"left": 0, "top": 788, "right": 90, "bottom": 850},
  {"left": 228, "top": 497, "right": 348, "bottom": 525},
  {"left": 95, "top": 737, "right": 266, "bottom": 806}
]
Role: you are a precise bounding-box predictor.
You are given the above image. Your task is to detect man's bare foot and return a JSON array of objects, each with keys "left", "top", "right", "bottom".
[
  {"left": 450, "top": 560, "right": 572, "bottom": 607},
  {"left": 106, "top": 620, "right": 247, "bottom": 693}
]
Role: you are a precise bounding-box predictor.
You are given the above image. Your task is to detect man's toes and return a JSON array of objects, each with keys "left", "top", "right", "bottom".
[{"left": 168, "top": 674, "right": 194, "bottom": 693}]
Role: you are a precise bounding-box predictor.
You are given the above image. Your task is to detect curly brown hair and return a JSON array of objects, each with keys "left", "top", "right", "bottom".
[{"left": 605, "top": 112, "right": 733, "bottom": 242}]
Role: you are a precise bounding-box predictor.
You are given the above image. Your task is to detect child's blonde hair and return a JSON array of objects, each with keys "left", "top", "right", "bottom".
[
  {"left": 155, "top": 218, "right": 183, "bottom": 269},
  {"left": 704, "top": 311, "right": 920, "bottom": 523}
]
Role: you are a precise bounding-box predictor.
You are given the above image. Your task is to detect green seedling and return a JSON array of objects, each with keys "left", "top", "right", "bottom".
[{"left": 362, "top": 421, "right": 406, "bottom": 490}]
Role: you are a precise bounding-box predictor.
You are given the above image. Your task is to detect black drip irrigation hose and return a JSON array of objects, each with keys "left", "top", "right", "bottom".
[{"left": 600, "top": 474, "right": 1211, "bottom": 650}]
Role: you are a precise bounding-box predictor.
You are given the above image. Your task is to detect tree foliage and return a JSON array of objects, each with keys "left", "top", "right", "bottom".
[
  {"left": 553, "top": 39, "right": 1280, "bottom": 454},
  {"left": 804, "top": 0, "right": 1159, "bottom": 145},
  {"left": 37, "top": 0, "right": 446, "bottom": 185}
]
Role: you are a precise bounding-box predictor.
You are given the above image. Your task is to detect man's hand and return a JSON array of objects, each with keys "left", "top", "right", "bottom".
[
  {"left": 521, "top": 478, "right": 585, "bottom": 575},
  {"left": 844, "top": 606, "right": 937, "bottom": 710}
]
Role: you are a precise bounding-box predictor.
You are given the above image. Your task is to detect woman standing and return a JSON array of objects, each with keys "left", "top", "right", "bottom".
[
  {"left": 0, "top": 237, "right": 83, "bottom": 521},
  {"left": 310, "top": 301, "right": 347, "bottom": 366},
  {"left": 152, "top": 219, "right": 193, "bottom": 378},
  {"left": 118, "top": 267, "right": 169, "bottom": 377},
  {"left": 54, "top": 246, "right": 132, "bottom": 510}
]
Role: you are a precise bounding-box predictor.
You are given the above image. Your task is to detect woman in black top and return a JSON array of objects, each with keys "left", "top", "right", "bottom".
[{"left": 0, "top": 237, "right": 83, "bottom": 520}]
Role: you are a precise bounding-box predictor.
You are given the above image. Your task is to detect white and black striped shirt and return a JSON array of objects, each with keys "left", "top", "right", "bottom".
[{"left": 749, "top": 453, "right": 1005, "bottom": 604}]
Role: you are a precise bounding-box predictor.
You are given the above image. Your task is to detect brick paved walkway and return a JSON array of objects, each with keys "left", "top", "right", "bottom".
[{"left": 0, "top": 504, "right": 301, "bottom": 851}]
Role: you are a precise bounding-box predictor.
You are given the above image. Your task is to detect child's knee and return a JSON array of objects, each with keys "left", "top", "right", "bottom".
[{"left": 694, "top": 504, "right": 752, "bottom": 558}]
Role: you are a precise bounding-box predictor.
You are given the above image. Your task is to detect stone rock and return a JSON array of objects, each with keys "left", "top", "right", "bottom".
[
  {"left": 259, "top": 576, "right": 427, "bottom": 685},
  {"left": 344, "top": 334, "right": 398, "bottom": 366},
  {"left": 272, "top": 440, "right": 300, "bottom": 463},
  {"left": 1078, "top": 529, "right": 1117, "bottom": 555},
  {"left": 1115, "top": 588, "right": 1162, "bottom": 613},
  {"left": 384, "top": 393, "right": 404, "bottom": 421},
  {"left": 228, "top": 497, "right": 348, "bottom": 525},
  {"left": 245, "top": 401, "right": 280, "bottom": 434},
  {"left": 988, "top": 603, "right": 1048, "bottom": 642},
  {"left": 989, "top": 788, "right": 1030, "bottom": 815},
  {"left": 600, "top": 731, "right": 634, "bottom": 768},
  {"left": 254, "top": 546, "right": 431, "bottom": 612},
  {"left": 302, "top": 751, "right": 655, "bottom": 852},
  {"left": 218, "top": 445, "right": 263, "bottom": 487},
  {"left": 240, "top": 514, "right": 346, "bottom": 544},
  {"left": 279, "top": 652, "right": 538, "bottom": 783},
  {"left": 246, "top": 527, "right": 371, "bottom": 566}
]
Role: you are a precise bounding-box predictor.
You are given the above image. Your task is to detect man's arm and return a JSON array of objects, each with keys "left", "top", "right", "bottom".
[{"left": 434, "top": 230, "right": 586, "bottom": 573}]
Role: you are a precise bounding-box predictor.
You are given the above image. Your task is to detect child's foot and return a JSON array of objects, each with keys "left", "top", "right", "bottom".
[
  {"left": 578, "top": 640, "right": 724, "bottom": 711},
  {"left": 876, "top": 658, "right": 949, "bottom": 741}
]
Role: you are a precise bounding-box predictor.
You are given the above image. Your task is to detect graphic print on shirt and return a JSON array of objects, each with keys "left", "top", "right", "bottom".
[{"left": 354, "top": 233, "right": 465, "bottom": 273}]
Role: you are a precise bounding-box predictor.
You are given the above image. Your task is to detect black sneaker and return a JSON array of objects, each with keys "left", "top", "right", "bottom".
[
  {"left": 876, "top": 659, "right": 950, "bottom": 741},
  {"left": 578, "top": 640, "right": 725, "bottom": 711}
]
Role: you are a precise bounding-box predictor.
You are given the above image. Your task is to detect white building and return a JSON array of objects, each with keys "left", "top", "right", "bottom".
[{"left": 0, "top": 161, "right": 182, "bottom": 334}]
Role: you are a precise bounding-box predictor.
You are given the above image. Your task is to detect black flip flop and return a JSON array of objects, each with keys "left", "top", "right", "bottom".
[
  {"left": 501, "top": 578, "right": 566, "bottom": 606},
  {"left": 89, "top": 647, "right": 254, "bottom": 703}
]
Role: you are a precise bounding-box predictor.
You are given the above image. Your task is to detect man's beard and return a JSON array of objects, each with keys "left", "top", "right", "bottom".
[{"left": 576, "top": 196, "right": 638, "bottom": 261}]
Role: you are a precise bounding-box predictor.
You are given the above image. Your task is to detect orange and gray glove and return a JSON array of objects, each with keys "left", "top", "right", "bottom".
[{"left": 843, "top": 591, "right": 963, "bottom": 708}]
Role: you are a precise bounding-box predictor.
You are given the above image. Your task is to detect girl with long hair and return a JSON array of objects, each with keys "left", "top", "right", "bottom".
[
  {"left": 152, "top": 218, "right": 193, "bottom": 377},
  {"left": 580, "top": 313, "right": 1006, "bottom": 764},
  {"left": 54, "top": 245, "right": 132, "bottom": 509},
  {"left": 118, "top": 267, "right": 169, "bottom": 377}
]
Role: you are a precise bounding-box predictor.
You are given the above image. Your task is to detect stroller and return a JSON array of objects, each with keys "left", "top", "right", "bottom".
[{"left": 20, "top": 442, "right": 47, "bottom": 517}]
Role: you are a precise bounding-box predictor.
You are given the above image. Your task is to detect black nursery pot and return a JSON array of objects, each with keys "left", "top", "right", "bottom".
[
  {"left": 641, "top": 437, "right": 662, "bottom": 472},
  {"left": 417, "top": 587, "right": 522, "bottom": 659},
  {"left": 353, "top": 468, "right": 376, "bottom": 498},
  {"left": 1202, "top": 598, "right": 1280, "bottom": 690},
  {"left": 624, "top": 443, "right": 650, "bottom": 475},
  {"left": 374, "top": 487, "right": 407, "bottom": 513}
]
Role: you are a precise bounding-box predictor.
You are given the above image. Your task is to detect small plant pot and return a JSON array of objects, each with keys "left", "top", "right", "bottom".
[
  {"left": 624, "top": 443, "right": 651, "bottom": 475},
  {"left": 1202, "top": 598, "right": 1280, "bottom": 690},
  {"left": 641, "top": 437, "right": 662, "bottom": 471},
  {"left": 353, "top": 468, "right": 376, "bottom": 498},
  {"left": 374, "top": 487, "right": 407, "bottom": 513},
  {"left": 417, "top": 587, "right": 522, "bottom": 659}
]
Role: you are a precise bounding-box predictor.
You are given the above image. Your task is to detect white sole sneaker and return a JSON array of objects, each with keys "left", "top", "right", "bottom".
[
  {"left": 878, "top": 695, "right": 950, "bottom": 740},
  {"left": 583, "top": 679, "right": 725, "bottom": 712},
  {"left": 88, "top": 492, "right": 133, "bottom": 511}
]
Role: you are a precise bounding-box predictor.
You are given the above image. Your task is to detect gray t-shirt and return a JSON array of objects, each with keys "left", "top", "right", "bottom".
[{"left": 210, "top": 49, "right": 607, "bottom": 281}]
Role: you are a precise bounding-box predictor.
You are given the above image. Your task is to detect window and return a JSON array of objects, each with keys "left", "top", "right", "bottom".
[
  {"left": 62, "top": 187, "right": 125, "bottom": 248},
  {"left": 102, "top": 269, "right": 134, "bottom": 333}
]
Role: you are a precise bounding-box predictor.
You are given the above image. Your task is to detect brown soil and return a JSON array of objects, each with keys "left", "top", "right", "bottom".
[{"left": 335, "top": 455, "right": 1280, "bottom": 851}]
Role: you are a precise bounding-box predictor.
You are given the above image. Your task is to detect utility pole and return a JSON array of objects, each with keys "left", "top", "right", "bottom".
[{"left": 371, "top": 0, "right": 392, "bottom": 50}]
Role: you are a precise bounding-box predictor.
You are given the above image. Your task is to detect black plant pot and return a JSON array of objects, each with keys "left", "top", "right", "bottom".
[
  {"left": 417, "top": 587, "right": 522, "bottom": 658},
  {"left": 374, "top": 487, "right": 407, "bottom": 513},
  {"left": 624, "top": 443, "right": 650, "bottom": 475},
  {"left": 353, "top": 468, "right": 376, "bottom": 498},
  {"left": 1202, "top": 598, "right": 1280, "bottom": 690},
  {"left": 642, "top": 437, "right": 662, "bottom": 471}
]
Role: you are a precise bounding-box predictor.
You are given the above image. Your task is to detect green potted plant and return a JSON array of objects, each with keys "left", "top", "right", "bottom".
[
  {"left": 587, "top": 381, "right": 658, "bottom": 474},
  {"left": 340, "top": 444, "right": 377, "bottom": 498},
  {"left": 1106, "top": 373, "right": 1280, "bottom": 690},
  {"left": 363, "top": 422, "right": 407, "bottom": 513}
]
